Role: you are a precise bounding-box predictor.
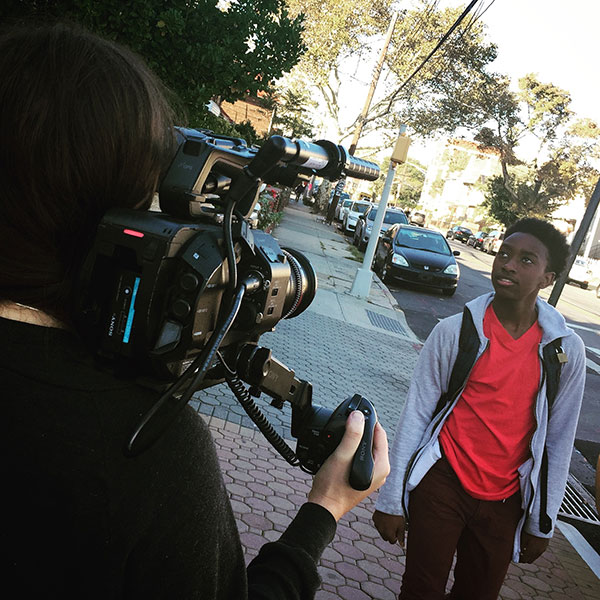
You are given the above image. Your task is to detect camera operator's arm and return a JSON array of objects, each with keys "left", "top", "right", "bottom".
[{"left": 246, "top": 411, "right": 389, "bottom": 599}]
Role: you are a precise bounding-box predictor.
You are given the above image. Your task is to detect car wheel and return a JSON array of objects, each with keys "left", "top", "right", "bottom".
[
  {"left": 442, "top": 288, "right": 456, "bottom": 296},
  {"left": 371, "top": 253, "right": 379, "bottom": 271},
  {"left": 581, "top": 282, "right": 588, "bottom": 290},
  {"left": 380, "top": 260, "right": 391, "bottom": 283}
]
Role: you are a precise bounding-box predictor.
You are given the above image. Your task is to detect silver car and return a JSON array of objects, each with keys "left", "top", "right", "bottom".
[{"left": 354, "top": 206, "right": 408, "bottom": 251}]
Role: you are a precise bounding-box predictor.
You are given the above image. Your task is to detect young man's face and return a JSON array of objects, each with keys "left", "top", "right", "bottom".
[{"left": 491, "top": 232, "right": 555, "bottom": 303}]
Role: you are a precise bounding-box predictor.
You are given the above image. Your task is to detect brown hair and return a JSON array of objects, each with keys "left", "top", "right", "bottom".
[{"left": 0, "top": 22, "right": 177, "bottom": 321}]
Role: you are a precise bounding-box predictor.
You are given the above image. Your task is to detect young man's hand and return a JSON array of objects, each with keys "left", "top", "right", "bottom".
[
  {"left": 519, "top": 531, "right": 549, "bottom": 563},
  {"left": 372, "top": 510, "right": 406, "bottom": 546}
]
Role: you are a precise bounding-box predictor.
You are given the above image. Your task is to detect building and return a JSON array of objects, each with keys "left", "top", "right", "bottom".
[
  {"left": 218, "top": 94, "right": 275, "bottom": 137},
  {"left": 419, "top": 138, "right": 502, "bottom": 231}
]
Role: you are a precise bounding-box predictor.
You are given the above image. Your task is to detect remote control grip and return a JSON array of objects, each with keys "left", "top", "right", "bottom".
[{"left": 349, "top": 398, "right": 376, "bottom": 491}]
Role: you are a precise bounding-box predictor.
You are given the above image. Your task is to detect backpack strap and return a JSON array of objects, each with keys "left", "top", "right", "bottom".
[
  {"left": 433, "top": 307, "right": 480, "bottom": 418},
  {"left": 538, "top": 338, "right": 566, "bottom": 534}
]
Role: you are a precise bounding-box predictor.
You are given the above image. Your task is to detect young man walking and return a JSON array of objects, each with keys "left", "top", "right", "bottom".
[{"left": 373, "top": 218, "right": 587, "bottom": 600}]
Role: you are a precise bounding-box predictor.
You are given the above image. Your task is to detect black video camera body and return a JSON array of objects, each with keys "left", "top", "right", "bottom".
[
  {"left": 76, "top": 128, "right": 381, "bottom": 487},
  {"left": 76, "top": 208, "right": 314, "bottom": 380}
]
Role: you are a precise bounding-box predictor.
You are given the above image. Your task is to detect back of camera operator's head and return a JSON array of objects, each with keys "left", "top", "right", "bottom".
[{"left": 0, "top": 22, "right": 177, "bottom": 322}]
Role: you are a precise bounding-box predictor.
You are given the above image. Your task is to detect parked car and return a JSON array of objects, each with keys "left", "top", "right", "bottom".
[
  {"left": 446, "top": 225, "right": 473, "bottom": 243},
  {"left": 482, "top": 230, "right": 504, "bottom": 254},
  {"left": 342, "top": 199, "right": 373, "bottom": 233},
  {"left": 567, "top": 258, "right": 594, "bottom": 289},
  {"left": 373, "top": 224, "right": 460, "bottom": 296},
  {"left": 332, "top": 193, "right": 351, "bottom": 221},
  {"left": 466, "top": 231, "right": 488, "bottom": 249},
  {"left": 408, "top": 210, "right": 426, "bottom": 227},
  {"left": 353, "top": 205, "right": 408, "bottom": 250}
]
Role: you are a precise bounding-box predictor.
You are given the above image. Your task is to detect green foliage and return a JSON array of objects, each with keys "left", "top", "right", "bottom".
[
  {"left": 484, "top": 173, "right": 565, "bottom": 227},
  {"left": 478, "top": 73, "right": 600, "bottom": 224},
  {"left": 270, "top": 87, "right": 316, "bottom": 138},
  {"left": 312, "top": 179, "right": 332, "bottom": 215},
  {"left": 286, "top": 0, "right": 390, "bottom": 87},
  {"left": 396, "top": 186, "right": 421, "bottom": 210},
  {"left": 256, "top": 189, "right": 283, "bottom": 231},
  {"left": 1, "top": 0, "right": 305, "bottom": 125},
  {"left": 444, "top": 149, "right": 470, "bottom": 174},
  {"left": 370, "top": 157, "right": 425, "bottom": 208},
  {"left": 192, "top": 110, "right": 261, "bottom": 145},
  {"left": 285, "top": 1, "right": 499, "bottom": 147}
]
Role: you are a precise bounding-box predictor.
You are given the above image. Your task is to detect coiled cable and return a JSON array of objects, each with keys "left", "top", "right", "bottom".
[{"left": 217, "top": 352, "right": 300, "bottom": 467}]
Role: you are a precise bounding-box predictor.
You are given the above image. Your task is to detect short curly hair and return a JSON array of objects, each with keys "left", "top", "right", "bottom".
[{"left": 504, "top": 218, "right": 570, "bottom": 276}]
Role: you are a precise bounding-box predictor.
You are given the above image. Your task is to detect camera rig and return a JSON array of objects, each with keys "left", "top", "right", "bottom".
[{"left": 76, "top": 128, "right": 380, "bottom": 489}]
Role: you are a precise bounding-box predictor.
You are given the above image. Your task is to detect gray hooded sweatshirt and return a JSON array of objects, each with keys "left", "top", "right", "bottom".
[{"left": 375, "top": 292, "right": 586, "bottom": 562}]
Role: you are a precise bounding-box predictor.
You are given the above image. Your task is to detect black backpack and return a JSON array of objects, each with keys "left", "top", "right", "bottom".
[{"left": 437, "top": 307, "right": 566, "bottom": 534}]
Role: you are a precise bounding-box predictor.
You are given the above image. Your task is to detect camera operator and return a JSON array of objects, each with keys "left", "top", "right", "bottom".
[{"left": 0, "top": 22, "right": 389, "bottom": 599}]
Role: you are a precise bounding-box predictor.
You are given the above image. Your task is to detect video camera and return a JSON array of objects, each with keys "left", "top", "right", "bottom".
[{"left": 76, "top": 128, "right": 380, "bottom": 489}]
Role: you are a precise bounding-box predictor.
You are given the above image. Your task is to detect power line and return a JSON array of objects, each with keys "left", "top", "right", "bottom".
[
  {"left": 364, "top": 0, "right": 487, "bottom": 126},
  {"left": 393, "top": 0, "right": 483, "bottom": 96}
]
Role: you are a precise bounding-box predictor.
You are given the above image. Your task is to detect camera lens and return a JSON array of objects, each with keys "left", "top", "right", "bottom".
[{"left": 280, "top": 248, "right": 317, "bottom": 319}]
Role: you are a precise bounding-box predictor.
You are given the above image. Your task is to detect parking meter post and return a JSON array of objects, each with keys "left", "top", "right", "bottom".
[
  {"left": 326, "top": 178, "right": 346, "bottom": 224},
  {"left": 350, "top": 126, "right": 409, "bottom": 298},
  {"left": 548, "top": 176, "right": 600, "bottom": 307}
]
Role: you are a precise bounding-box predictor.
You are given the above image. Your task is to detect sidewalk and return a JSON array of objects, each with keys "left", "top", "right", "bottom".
[{"left": 192, "top": 202, "right": 600, "bottom": 599}]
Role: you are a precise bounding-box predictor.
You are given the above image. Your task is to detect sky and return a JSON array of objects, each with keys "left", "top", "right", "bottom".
[{"left": 474, "top": 0, "right": 600, "bottom": 124}]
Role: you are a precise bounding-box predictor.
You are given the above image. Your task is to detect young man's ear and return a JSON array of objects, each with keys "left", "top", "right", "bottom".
[{"left": 541, "top": 271, "right": 556, "bottom": 289}]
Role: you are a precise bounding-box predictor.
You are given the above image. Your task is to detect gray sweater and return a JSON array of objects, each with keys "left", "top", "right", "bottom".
[{"left": 375, "top": 292, "right": 586, "bottom": 561}]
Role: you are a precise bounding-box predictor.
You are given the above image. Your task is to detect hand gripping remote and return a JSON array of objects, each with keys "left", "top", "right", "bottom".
[{"left": 324, "top": 394, "right": 377, "bottom": 491}]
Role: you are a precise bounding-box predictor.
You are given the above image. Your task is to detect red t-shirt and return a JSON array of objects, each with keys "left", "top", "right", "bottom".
[{"left": 439, "top": 305, "right": 542, "bottom": 500}]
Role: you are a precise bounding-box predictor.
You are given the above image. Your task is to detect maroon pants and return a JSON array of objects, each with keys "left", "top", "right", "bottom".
[{"left": 400, "top": 457, "right": 523, "bottom": 600}]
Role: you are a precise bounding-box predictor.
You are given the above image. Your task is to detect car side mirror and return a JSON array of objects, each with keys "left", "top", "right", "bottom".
[{"left": 453, "top": 250, "right": 460, "bottom": 256}]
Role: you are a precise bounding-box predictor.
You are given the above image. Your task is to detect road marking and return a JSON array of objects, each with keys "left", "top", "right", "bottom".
[
  {"left": 568, "top": 322, "right": 600, "bottom": 334},
  {"left": 588, "top": 347, "right": 600, "bottom": 357},
  {"left": 555, "top": 521, "right": 600, "bottom": 578},
  {"left": 587, "top": 359, "right": 600, "bottom": 375}
]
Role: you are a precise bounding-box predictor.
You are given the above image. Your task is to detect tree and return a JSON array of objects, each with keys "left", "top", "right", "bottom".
[
  {"left": 267, "top": 87, "right": 317, "bottom": 138},
  {"left": 285, "top": 1, "right": 498, "bottom": 147},
  {"left": 475, "top": 74, "right": 600, "bottom": 226},
  {"left": 1, "top": 0, "right": 305, "bottom": 126},
  {"left": 370, "top": 157, "right": 425, "bottom": 208}
]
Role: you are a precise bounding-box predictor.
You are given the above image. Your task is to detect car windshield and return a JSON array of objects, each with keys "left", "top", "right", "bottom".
[
  {"left": 342, "top": 199, "right": 352, "bottom": 207},
  {"left": 458, "top": 227, "right": 472, "bottom": 234},
  {"left": 367, "top": 209, "right": 407, "bottom": 224},
  {"left": 384, "top": 211, "right": 408, "bottom": 225},
  {"left": 395, "top": 229, "right": 450, "bottom": 255},
  {"left": 352, "top": 203, "right": 370, "bottom": 214}
]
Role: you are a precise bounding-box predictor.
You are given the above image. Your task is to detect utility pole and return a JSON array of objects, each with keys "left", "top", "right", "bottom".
[
  {"left": 350, "top": 126, "right": 411, "bottom": 298},
  {"left": 326, "top": 12, "right": 398, "bottom": 224},
  {"left": 548, "top": 177, "right": 600, "bottom": 306},
  {"left": 348, "top": 12, "right": 399, "bottom": 155}
]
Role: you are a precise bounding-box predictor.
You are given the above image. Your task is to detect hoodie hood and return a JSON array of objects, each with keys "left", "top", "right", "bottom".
[{"left": 465, "top": 291, "right": 573, "bottom": 347}]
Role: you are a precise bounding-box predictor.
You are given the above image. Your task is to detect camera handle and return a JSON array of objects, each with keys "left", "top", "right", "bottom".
[{"left": 229, "top": 344, "right": 376, "bottom": 490}]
